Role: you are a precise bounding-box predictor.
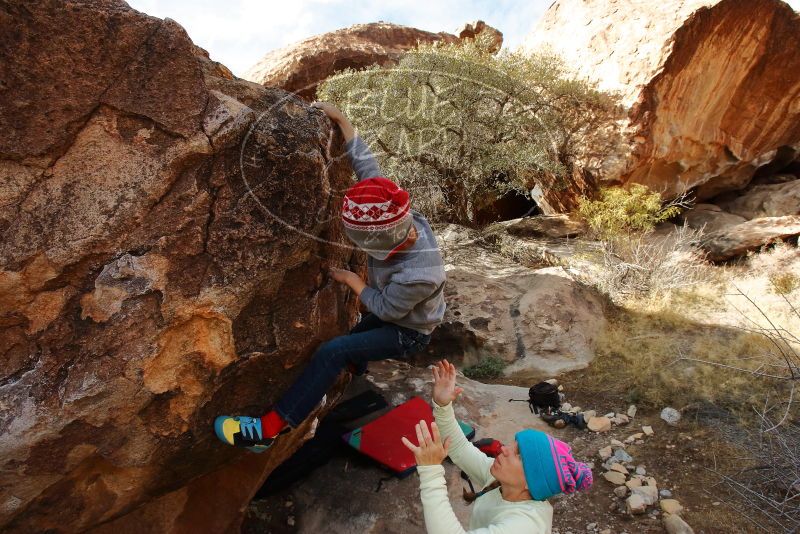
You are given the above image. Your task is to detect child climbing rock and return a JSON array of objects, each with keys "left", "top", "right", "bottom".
[{"left": 215, "top": 102, "right": 447, "bottom": 451}]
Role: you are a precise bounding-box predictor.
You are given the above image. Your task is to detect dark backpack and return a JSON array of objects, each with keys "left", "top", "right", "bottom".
[{"left": 509, "top": 381, "right": 560, "bottom": 414}]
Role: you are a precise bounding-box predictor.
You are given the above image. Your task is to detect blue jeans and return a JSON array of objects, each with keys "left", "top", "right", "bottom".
[{"left": 274, "top": 313, "right": 431, "bottom": 427}]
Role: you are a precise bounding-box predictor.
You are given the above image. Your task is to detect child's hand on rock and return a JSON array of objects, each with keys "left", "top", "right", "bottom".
[
  {"left": 328, "top": 267, "right": 355, "bottom": 284},
  {"left": 328, "top": 268, "right": 367, "bottom": 296},
  {"left": 311, "top": 101, "right": 345, "bottom": 122}
]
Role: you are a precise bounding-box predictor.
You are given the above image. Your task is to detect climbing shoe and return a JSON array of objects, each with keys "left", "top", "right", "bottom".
[{"left": 214, "top": 415, "right": 289, "bottom": 453}]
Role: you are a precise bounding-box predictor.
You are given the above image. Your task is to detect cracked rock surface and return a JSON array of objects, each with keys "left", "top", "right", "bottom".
[
  {"left": 523, "top": 0, "right": 800, "bottom": 200},
  {"left": 0, "top": 1, "right": 361, "bottom": 532}
]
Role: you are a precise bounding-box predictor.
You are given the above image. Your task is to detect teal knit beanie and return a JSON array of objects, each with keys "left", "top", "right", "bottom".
[{"left": 515, "top": 429, "right": 593, "bottom": 501}]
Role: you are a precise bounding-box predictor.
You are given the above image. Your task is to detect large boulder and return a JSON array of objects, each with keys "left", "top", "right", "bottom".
[
  {"left": 717, "top": 179, "right": 800, "bottom": 220},
  {"left": 698, "top": 216, "right": 800, "bottom": 261},
  {"left": 429, "top": 233, "right": 606, "bottom": 376},
  {"left": 456, "top": 20, "right": 504, "bottom": 53},
  {"left": 522, "top": 0, "right": 800, "bottom": 201},
  {"left": 489, "top": 215, "right": 588, "bottom": 239},
  {"left": 244, "top": 21, "right": 503, "bottom": 101},
  {"left": 243, "top": 23, "right": 461, "bottom": 100},
  {"left": 679, "top": 203, "right": 748, "bottom": 233},
  {"left": 0, "top": 1, "right": 360, "bottom": 532}
]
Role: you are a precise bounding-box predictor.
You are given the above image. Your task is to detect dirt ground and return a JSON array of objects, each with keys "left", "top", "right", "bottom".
[
  {"left": 240, "top": 365, "right": 771, "bottom": 534},
  {"left": 487, "top": 369, "right": 767, "bottom": 534}
]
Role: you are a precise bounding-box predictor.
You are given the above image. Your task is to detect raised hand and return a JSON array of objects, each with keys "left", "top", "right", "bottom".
[
  {"left": 401, "top": 419, "right": 451, "bottom": 466},
  {"left": 432, "top": 359, "right": 464, "bottom": 408}
]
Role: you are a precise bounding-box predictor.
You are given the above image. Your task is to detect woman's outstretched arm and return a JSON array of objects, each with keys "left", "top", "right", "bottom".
[{"left": 431, "top": 360, "right": 495, "bottom": 488}]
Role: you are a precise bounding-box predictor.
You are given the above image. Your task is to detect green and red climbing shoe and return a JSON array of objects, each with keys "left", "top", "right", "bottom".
[{"left": 214, "top": 415, "right": 289, "bottom": 453}]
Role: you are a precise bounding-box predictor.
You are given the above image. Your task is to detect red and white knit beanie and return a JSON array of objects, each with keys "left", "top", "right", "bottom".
[{"left": 341, "top": 177, "right": 414, "bottom": 260}]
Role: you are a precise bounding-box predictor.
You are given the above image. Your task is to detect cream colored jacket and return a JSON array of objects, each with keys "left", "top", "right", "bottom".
[{"left": 415, "top": 402, "right": 553, "bottom": 534}]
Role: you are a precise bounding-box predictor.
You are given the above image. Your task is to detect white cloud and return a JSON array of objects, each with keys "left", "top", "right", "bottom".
[
  {"left": 125, "top": 0, "right": 549, "bottom": 76},
  {"left": 126, "top": 0, "right": 800, "bottom": 77}
]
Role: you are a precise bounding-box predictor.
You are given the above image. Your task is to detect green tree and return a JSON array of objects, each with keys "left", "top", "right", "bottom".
[{"left": 317, "top": 33, "right": 622, "bottom": 227}]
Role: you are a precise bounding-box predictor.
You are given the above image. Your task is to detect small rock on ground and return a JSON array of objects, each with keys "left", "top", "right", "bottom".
[
  {"left": 612, "top": 448, "right": 633, "bottom": 463},
  {"left": 631, "top": 485, "right": 658, "bottom": 506},
  {"left": 609, "top": 463, "right": 629, "bottom": 475},
  {"left": 626, "top": 478, "right": 643, "bottom": 489},
  {"left": 663, "top": 513, "right": 695, "bottom": 534},
  {"left": 661, "top": 407, "right": 681, "bottom": 425},
  {"left": 598, "top": 446, "right": 612, "bottom": 460},
  {"left": 625, "top": 433, "right": 644, "bottom": 444},
  {"left": 603, "top": 471, "right": 627, "bottom": 485},
  {"left": 612, "top": 414, "right": 630, "bottom": 425},
  {"left": 588, "top": 416, "right": 612, "bottom": 432},
  {"left": 626, "top": 494, "right": 647, "bottom": 515},
  {"left": 660, "top": 499, "right": 684, "bottom": 514}
]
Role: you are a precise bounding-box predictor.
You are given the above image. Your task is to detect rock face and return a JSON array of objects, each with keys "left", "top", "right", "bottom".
[
  {"left": 717, "top": 179, "right": 800, "bottom": 220},
  {"left": 679, "top": 203, "right": 747, "bottom": 234},
  {"left": 244, "top": 21, "right": 504, "bottom": 101},
  {"left": 456, "top": 20, "right": 503, "bottom": 53},
  {"left": 699, "top": 216, "right": 800, "bottom": 261},
  {"left": 243, "top": 23, "right": 461, "bottom": 100},
  {"left": 523, "top": 0, "right": 800, "bottom": 201},
  {"left": 429, "top": 226, "right": 606, "bottom": 376},
  {"left": 0, "top": 1, "right": 360, "bottom": 532}
]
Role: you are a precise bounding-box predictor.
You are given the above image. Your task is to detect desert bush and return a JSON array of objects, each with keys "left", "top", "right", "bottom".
[
  {"left": 587, "top": 287, "right": 798, "bottom": 419},
  {"left": 580, "top": 223, "right": 712, "bottom": 302},
  {"left": 317, "top": 32, "right": 623, "bottom": 226},
  {"left": 577, "top": 184, "right": 682, "bottom": 240},
  {"left": 585, "top": 242, "right": 800, "bottom": 411},
  {"left": 572, "top": 184, "right": 704, "bottom": 301},
  {"left": 770, "top": 272, "right": 799, "bottom": 295},
  {"left": 712, "top": 408, "right": 800, "bottom": 532},
  {"left": 580, "top": 210, "right": 800, "bottom": 531},
  {"left": 463, "top": 357, "right": 507, "bottom": 379}
]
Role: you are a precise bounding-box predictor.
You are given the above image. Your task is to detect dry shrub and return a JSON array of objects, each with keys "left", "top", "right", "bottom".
[
  {"left": 584, "top": 244, "right": 800, "bottom": 416},
  {"left": 580, "top": 224, "right": 714, "bottom": 303},
  {"left": 586, "top": 303, "right": 786, "bottom": 411},
  {"left": 581, "top": 239, "right": 800, "bottom": 531},
  {"left": 711, "top": 409, "right": 800, "bottom": 533},
  {"left": 770, "top": 272, "right": 799, "bottom": 295}
]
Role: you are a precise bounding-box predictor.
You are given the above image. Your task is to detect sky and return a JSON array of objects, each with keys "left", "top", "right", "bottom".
[
  {"left": 125, "top": 0, "right": 552, "bottom": 76},
  {"left": 126, "top": 0, "right": 800, "bottom": 77}
]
